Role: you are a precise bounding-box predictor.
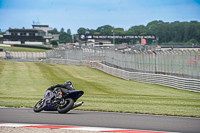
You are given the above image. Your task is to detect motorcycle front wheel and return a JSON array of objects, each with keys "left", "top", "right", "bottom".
[
  {"left": 33, "top": 99, "right": 44, "bottom": 112},
  {"left": 57, "top": 98, "right": 74, "bottom": 114}
]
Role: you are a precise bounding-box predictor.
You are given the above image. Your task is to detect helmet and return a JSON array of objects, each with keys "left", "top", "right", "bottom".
[{"left": 65, "top": 81, "right": 72, "bottom": 85}]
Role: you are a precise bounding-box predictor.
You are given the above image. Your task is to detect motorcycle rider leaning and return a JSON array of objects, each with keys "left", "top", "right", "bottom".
[{"left": 48, "top": 81, "right": 76, "bottom": 100}]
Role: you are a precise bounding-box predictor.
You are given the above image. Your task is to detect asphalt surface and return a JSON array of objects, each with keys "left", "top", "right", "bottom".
[{"left": 0, "top": 107, "right": 200, "bottom": 133}]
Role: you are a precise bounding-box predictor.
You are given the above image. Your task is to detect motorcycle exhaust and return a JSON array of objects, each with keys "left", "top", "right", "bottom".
[{"left": 73, "top": 101, "right": 84, "bottom": 109}]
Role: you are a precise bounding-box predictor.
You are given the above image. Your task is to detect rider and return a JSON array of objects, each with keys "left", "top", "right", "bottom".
[{"left": 48, "top": 81, "right": 76, "bottom": 100}]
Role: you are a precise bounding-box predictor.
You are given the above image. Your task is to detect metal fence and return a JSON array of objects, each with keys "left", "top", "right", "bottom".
[
  {"left": 104, "top": 49, "right": 200, "bottom": 79},
  {"left": 45, "top": 48, "right": 200, "bottom": 80},
  {"left": 46, "top": 48, "right": 105, "bottom": 61},
  {"left": 2, "top": 48, "right": 200, "bottom": 80},
  {"left": 3, "top": 51, "right": 46, "bottom": 62},
  {"left": 1, "top": 48, "right": 200, "bottom": 92}
]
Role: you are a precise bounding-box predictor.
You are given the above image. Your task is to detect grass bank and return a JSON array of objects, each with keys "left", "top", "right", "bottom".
[
  {"left": 0, "top": 61, "right": 200, "bottom": 117},
  {"left": 0, "top": 46, "right": 48, "bottom": 52}
]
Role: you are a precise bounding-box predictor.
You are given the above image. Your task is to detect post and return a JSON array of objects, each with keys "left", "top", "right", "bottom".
[
  {"left": 112, "top": 30, "right": 115, "bottom": 45},
  {"left": 85, "top": 38, "right": 87, "bottom": 47},
  {"left": 155, "top": 52, "right": 157, "bottom": 73},
  {"left": 152, "top": 50, "right": 157, "bottom": 73},
  {"left": 179, "top": 50, "right": 185, "bottom": 77},
  {"left": 72, "top": 35, "right": 74, "bottom": 43}
]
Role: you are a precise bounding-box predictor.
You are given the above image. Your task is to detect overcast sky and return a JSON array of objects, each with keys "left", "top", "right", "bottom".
[{"left": 0, "top": 0, "right": 200, "bottom": 34}]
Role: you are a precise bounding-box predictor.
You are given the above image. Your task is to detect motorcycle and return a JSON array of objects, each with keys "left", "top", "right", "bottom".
[{"left": 33, "top": 88, "right": 84, "bottom": 113}]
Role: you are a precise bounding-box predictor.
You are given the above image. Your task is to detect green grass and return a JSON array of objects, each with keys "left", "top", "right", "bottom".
[
  {"left": 0, "top": 61, "right": 200, "bottom": 117},
  {"left": 0, "top": 46, "right": 48, "bottom": 52}
]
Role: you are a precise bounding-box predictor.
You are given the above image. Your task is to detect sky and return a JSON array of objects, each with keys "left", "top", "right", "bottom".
[{"left": 0, "top": 0, "right": 200, "bottom": 34}]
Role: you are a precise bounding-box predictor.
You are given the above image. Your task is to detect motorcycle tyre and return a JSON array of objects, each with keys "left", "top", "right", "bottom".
[
  {"left": 33, "top": 99, "right": 44, "bottom": 113},
  {"left": 57, "top": 98, "right": 74, "bottom": 114}
]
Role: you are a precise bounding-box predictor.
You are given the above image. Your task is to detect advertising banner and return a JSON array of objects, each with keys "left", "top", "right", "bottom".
[{"left": 79, "top": 34, "right": 156, "bottom": 40}]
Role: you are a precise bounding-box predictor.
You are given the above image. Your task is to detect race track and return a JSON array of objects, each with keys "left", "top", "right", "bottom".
[{"left": 0, "top": 107, "right": 200, "bottom": 133}]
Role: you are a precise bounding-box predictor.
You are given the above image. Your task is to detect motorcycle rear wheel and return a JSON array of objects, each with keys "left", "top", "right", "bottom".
[
  {"left": 33, "top": 99, "right": 44, "bottom": 112},
  {"left": 57, "top": 98, "right": 74, "bottom": 114}
]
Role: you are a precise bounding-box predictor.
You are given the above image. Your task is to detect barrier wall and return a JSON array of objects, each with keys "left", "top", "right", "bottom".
[
  {"left": 25, "top": 42, "right": 44, "bottom": 45},
  {"left": 3, "top": 41, "right": 21, "bottom": 44},
  {"left": 91, "top": 61, "right": 200, "bottom": 92}
]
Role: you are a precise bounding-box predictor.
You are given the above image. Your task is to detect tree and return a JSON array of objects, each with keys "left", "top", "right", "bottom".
[
  {"left": 146, "top": 20, "right": 164, "bottom": 30},
  {"left": 59, "top": 32, "right": 72, "bottom": 43},
  {"left": 187, "top": 21, "right": 200, "bottom": 43},
  {"left": 89, "top": 29, "right": 96, "bottom": 35},
  {"left": 67, "top": 29, "right": 71, "bottom": 35},
  {"left": 170, "top": 21, "right": 182, "bottom": 42},
  {"left": 187, "top": 39, "right": 198, "bottom": 45},
  {"left": 60, "top": 28, "right": 65, "bottom": 33},
  {"left": 114, "top": 28, "right": 125, "bottom": 35},
  {"left": 77, "top": 28, "right": 86, "bottom": 35},
  {"left": 48, "top": 28, "right": 59, "bottom": 34},
  {"left": 127, "top": 25, "right": 147, "bottom": 35},
  {"left": 182, "top": 22, "right": 190, "bottom": 42},
  {"left": 50, "top": 40, "right": 58, "bottom": 47},
  {"left": 159, "top": 22, "right": 170, "bottom": 43},
  {"left": 96, "top": 25, "right": 114, "bottom": 35}
]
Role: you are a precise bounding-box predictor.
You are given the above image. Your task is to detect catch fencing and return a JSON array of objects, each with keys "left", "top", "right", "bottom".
[
  {"left": 45, "top": 48, "right": 200, "bottom": 79},
  {"left": 104, "top": 49, "right": 200, "bottom": 79},
  {"left": 3, "top": 51, "right": 46, "bottom": 62},
  {"left": 2, "top": 48, "right": 200, "bottom": 80},
  {"left": 1, "top": 47, "right": 200, "bottom": 92}
]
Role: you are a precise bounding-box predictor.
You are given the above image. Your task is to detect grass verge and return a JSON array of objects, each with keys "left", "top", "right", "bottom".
[
  {"left": 0, "top": 61, "right": 200, "bottom": 117},
  {"left": 0, "top": 46, "right": 48, "bottom": 52}
]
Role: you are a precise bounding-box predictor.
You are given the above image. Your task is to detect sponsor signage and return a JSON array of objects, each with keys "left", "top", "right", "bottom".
[
  {"left": 142, "top": 39, "right": 146, "bottom": 44},
  {"left": 80, "top": 34, "right": 156, "bottom": 40}
]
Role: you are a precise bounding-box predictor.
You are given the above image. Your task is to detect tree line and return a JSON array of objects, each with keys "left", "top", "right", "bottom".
[
  {"left": 34, "top": 20, "right": 200, "bottom": 45},
  {"left": 48, "top": 28, "right": 72, "bottom": 44}
]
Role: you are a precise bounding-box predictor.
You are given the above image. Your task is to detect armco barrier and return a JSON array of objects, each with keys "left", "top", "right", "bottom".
[{"left": 90, "top": 61, "right": 200, "bottom": 92}]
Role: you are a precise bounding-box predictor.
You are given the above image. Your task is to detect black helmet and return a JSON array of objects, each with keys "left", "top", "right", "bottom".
[{"left": 65, "top": 81, "right": 72, "bottom": 85}]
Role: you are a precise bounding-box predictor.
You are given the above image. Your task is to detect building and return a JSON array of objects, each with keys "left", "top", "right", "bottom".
[{"left": 2, "top": 25, "right": 59, "bottom": 45}]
